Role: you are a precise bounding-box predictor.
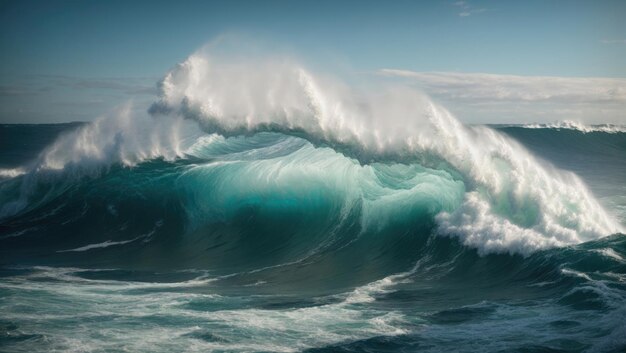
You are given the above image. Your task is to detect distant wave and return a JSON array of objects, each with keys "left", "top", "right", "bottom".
[
  {"left": 0, "top": 167, "right": 26, "bottom": 179},
  {"left": 500, "top": 120, "right": 626, "bottom": 133}
]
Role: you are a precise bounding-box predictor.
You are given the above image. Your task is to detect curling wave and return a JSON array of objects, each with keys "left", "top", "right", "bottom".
[
  {"left": 0, "top": 49, "right": 623, "bottom": 259},
  {"left": 150, "top": 50, "right": 622, "bottom": 254}
]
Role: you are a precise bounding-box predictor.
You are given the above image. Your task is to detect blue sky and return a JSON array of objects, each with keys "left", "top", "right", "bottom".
[{"left": 1, "top": 0, "right": 625, "bottom": 124}]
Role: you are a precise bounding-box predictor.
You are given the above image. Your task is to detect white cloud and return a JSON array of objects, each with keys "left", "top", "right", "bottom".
[
  {"left": 0, "top": 75, "right": 158, "bottom": 123},
  {"left": 453, "top": 1, "right": 487, "bottom": 17},
  {"left": 601, "top": 39, "right": 626, "bottom": 45},
  {"left": 379, "top": 69, "right": 626, "bottom": 124}
]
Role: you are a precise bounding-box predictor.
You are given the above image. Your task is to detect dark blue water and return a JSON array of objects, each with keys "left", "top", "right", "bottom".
[{"left": 1, "top": 122, "right": 625, "bottom": 353}]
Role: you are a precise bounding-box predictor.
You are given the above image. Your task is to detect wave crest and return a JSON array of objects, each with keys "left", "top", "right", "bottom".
[{"left": 513, "top": 120, "right": 626, "bottom": 133}]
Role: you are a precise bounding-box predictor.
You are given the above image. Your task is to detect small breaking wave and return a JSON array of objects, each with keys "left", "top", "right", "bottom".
[{"left": 511, "top": 120, "right": 626, "bottom": 133}]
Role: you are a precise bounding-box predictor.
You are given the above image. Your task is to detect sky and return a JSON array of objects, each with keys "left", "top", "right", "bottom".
[{"left": 0, "top": 0, "right": 625, "bottom": 124}]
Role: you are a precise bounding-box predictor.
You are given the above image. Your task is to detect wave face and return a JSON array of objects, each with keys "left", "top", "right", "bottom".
[{"left": 1, "top": 51, "right": 625, "bottom": 352}]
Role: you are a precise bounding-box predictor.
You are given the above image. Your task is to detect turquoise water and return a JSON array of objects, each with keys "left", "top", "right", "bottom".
[{"left": 0, "top": 122, "right": 625, "bottom": 352}]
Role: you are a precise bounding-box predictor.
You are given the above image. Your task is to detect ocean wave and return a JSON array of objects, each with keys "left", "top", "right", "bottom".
[
  {"left": 149, "top": 49, "right": 623, "bottom": 254},
  {"left": 0, "top": 49, "right": 623, "bottom": 258},
  {"left": 510, "top": 120, "right": 626, "bottom": 133}
]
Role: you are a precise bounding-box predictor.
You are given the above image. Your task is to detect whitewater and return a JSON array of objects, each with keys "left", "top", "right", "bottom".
[{"left": 1, "top": 47, "right": 625, "bottom": 353}]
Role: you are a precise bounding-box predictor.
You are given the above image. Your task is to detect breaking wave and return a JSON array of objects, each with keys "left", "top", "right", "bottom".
[
  {"left": 511, "top": 120, "right": 626, "bottom": 134},
  {"left": 0, "top": 49, "right": 623, "bottom": 259}
]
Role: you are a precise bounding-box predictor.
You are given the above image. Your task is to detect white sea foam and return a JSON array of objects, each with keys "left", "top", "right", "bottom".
[
  {"left": 0, "top": 227, "right": 37, "bottom": 240},
  {"left": 0, "top": 167, "right": 26, "bottom": 178},
  {"left": 3, "top": 262, "right": 624, "bottom": 353},
  {"left": 57, "top": 238, "right": 139, "bottom": 252},
  {"left": 520, "top": 120, "right": 626, "bottom": 133},
  {"left": 594, "top": 248, "right": 625, "bottom": 262},
  {"left": 37, "top": 104, "right": 197, "bottom": 171},
  {"left": 57, "top": 220, "right": 163, "bottom": 252},
  {"left": 0, "top": 266, "right": 407, "bottom": 353}
]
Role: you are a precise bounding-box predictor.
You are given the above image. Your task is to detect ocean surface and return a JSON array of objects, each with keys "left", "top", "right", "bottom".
[{"left": 1, "top": 54, "right": 626, "bottom": 353}]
